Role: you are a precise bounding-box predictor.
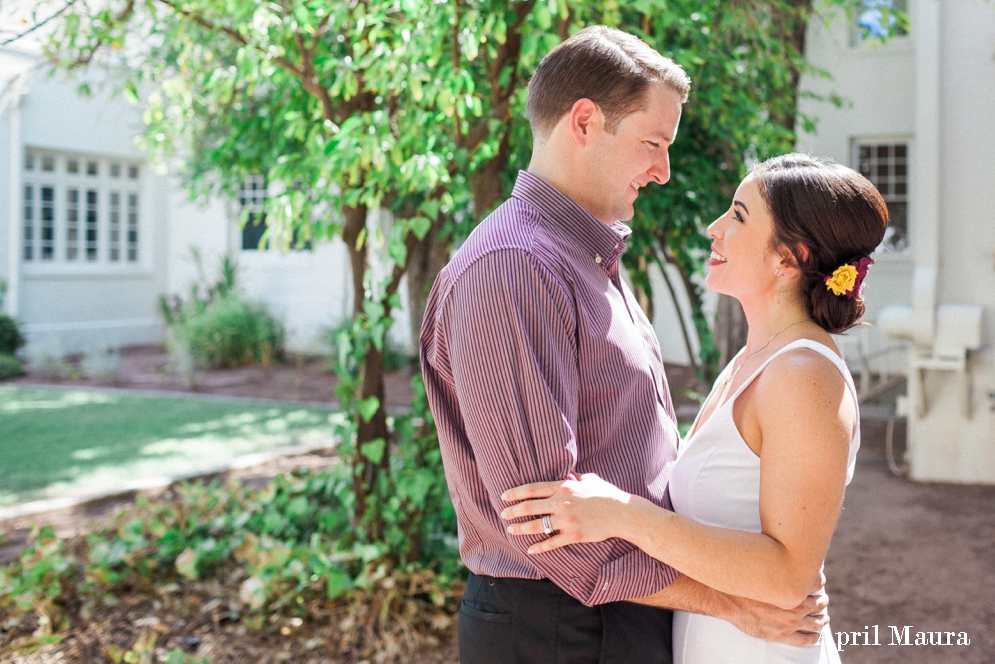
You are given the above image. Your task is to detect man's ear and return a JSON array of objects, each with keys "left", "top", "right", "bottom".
[{"left": 568, "top": 98, "right": 601, "bottom": 147}]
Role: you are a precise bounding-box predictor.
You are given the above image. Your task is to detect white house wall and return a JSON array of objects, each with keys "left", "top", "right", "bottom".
[
  {"left": 910, "top": 0, "right": 995, "bottom": 483},
  {"left": 797, "top": 3, "right": 917, "bottom": 373},
  {"left": 15, "top": 67, "right": 168, "bottom": 354},
  {"left": 800, "top": 0, "right": 995, "bottom": 483}
]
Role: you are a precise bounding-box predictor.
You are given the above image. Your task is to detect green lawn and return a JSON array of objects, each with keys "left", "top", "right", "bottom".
[{"left": 0, "top": 386, "right": 344, "bottom": 507}]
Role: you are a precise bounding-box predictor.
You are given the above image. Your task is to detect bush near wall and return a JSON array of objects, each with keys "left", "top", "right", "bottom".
[
  {"left": 181, "top": 295, "right": 284, "bottom": 369},
  {"left": 159, "top": 256, "right": 285, "bottom": 370},
  {"left": 0, "top": 314, "right": 26, "bottom": 356},
  {"left": 0, "top": 354, "right": 24, "bottom": 380}
]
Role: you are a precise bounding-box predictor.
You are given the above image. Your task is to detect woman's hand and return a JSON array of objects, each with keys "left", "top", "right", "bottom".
[{"left": 499, "top": 473, "right": 637, "bottom": 554}]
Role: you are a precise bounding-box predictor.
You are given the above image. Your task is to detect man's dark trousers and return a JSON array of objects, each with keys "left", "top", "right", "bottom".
[{"left": 459, "top": 572, "right": 674, "bottom": 664}]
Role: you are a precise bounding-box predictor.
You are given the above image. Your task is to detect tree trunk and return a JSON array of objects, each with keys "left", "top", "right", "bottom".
[
  {"left": 341, "top": 203, "right": 390, "bottom": 538},
  {"left": 406, "top": 223, "right": 452, "bottom": 348},
  {"left": 769, "top": 0, "right": 813, "bottom": 136}
]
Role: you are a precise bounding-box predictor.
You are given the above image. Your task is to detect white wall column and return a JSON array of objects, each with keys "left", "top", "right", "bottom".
[
  {"left": 911, "top": 0, "right": 941, "bottom": 270},
  {"left": 3, "top": 75, "right": 25, "bottom": 317}
]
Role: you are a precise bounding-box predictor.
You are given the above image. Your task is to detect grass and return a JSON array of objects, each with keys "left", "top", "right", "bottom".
[{"left": 0, "top": 386, "right": 345, "bottom": 507}]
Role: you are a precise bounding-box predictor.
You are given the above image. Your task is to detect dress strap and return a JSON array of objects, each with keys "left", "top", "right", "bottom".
[{"left": 725, "top": 339, "right": 857, "bottom": 407}]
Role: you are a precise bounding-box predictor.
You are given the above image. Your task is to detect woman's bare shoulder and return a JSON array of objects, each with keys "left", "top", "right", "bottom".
[{"left": 751, "top": 341, "right": 852, "bottom": 427}]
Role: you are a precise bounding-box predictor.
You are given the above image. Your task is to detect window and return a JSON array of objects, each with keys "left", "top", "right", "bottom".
[
  {"left": 853, "top": 0, "right": 908, "bottom": 43},
  {"left": 240, "top": 175, "right": 268, "bottom": 250},
  {"left": 67, "top": 188, "right": 80, "bottom": 260},
  {"left": 855, "top": 142, "right": 908, "bottom": 251},
  {"left": 23, "top": 185, "right": 33, "bottom": 260},
  {"left": 21, "top": 150, "right": 143, "bottom": 268}
]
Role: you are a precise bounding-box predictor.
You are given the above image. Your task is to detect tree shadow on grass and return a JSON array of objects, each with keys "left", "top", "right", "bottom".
[{"left": 0, "top": 386, "right": 343, "bottom": 506}]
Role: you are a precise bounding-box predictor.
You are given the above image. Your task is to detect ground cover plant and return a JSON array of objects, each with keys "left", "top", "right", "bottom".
[
  {"left": 0, "top": 469, "right": 463, "bottom": 663},
  {"left": 0, "top": 386, "right": 342, "bottom": 507}
]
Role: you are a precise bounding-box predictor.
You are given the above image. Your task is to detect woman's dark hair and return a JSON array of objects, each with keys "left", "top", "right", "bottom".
[{"left": 752, "top": 153, "right": 889, "bottom": 334}]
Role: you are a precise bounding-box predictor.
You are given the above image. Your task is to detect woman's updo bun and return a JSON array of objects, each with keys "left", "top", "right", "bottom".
[{"left": 753, "top": 154, "right": 889, "bottom": 335}]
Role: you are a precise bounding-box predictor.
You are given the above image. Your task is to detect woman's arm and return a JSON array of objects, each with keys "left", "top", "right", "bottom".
[{"left": 501, "top": 349, "right": 855, "bottom": 610}]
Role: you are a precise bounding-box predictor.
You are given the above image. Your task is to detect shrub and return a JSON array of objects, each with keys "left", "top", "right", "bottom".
[
  {"left": 0, "top": 314, "right": 26, "bottom": 356},
  {"left": 181, "top": 294, "right": 284, "bottom": 369},
  {"left": 0, "top": 353, "right": 24, "bottom": 380},
  {"left": 158, "top": 255, "right": 285, "bottom": 370}
]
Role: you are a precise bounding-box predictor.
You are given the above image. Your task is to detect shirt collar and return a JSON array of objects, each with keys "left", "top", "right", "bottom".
[{"left": 511, "top": 170, "right": 630, "bottom": 272}]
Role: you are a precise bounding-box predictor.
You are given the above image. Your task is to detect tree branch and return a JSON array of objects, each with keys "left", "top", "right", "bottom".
[
  {"left": 155, "top": 0, "right": 303, "bottom": 77},
  {"left": 2, "top": 0, "right": 83, "bottom": 46}
]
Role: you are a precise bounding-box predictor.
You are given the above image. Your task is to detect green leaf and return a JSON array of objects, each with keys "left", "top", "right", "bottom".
[
  {"left": 325, "top": 569, "right": 352, "bottom": 599},
  {"left": 175, "top": 547, "right": 199, "bottom": 580},
  {"left": 360, "top": 438, "right": 386, "bottom": 464},
  {"left": 356, "top": 396, "right": 380, "bottom": 423},
  {"left": 409, "top": 216, "right": 432, "bottom": 240}
]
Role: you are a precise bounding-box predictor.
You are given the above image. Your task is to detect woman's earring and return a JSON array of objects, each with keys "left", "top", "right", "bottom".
[{"left": 774, "top": 268, "right": 780, "bottom": 276}]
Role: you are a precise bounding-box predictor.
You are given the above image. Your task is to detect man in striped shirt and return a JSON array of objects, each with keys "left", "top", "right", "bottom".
[{"left": 420, "top": 26, "right": 830, "bottom": 664}]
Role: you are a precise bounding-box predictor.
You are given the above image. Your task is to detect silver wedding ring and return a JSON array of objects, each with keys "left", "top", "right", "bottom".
[{"left": 542, "top": 514, "right": 553, "bottom": 535}]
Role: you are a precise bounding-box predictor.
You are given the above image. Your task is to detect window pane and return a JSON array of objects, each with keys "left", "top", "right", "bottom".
[
  {"left": 110, "top": 163, "right": 121, "bottom": 178},
  {"left": 856, "top": 141, "right": 909, "bottom": 251},
  {"left": 68, "top": 159, "right": 79, "bottom": 174},
  {"left": 242, "top": 213, "right": 267, "bottom": 250},
  {"left": 25, "top": 153, "right": 35, "bottom": 171},
  {"left": 885, "top": 201, "right": 908, "bottom": 251},
  {"left": 128, "top": 165, "right": 139, "bottom": 180},
  {"left": 23, "top": 185, "right": 34, "bottom": 261},
  {"left": 127, "top": 193, "right": 139, "bottom": 262},
  {"left": 86, "top": 190, "right": 99, "bottom": 261},
  {"left": 110, "top": 192, "right": 121, "bottom": 262},
  {"left": 40, "top": 186, "right": 55, "bottom": 260},
  {"left": 87, "top": 161, "right": 99, "bottom": 176},
  {"left": 41, "top": 156, "right": 55, "bottom": 172},
  {"left": 67, "top": 188, "right": 80, "bottom": 261}
]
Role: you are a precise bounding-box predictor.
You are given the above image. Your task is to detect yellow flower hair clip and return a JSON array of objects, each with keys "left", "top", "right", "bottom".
[{"left": 824, "top": 257, "right": 874, "bottom": 299}]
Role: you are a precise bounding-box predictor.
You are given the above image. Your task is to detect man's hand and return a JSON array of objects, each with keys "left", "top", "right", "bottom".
[
  {"left": 722, "top": 588, "right": 829, "bottom": 647},
  {"left": 631, "top": 572, "right": 830, "bottom": 647}
]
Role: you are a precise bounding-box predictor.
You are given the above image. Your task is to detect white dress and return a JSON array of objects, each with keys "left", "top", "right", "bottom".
[{"left": 668, "top": 339, "right": 858, "bottom": 664}]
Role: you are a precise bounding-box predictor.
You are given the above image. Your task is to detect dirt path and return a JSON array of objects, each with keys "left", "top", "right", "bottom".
[{"left": 825, "top": 440, "right": 995, "bottom": 662}]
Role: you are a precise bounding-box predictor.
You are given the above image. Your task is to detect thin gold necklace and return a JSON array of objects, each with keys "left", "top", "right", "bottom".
[
  {"left": 721, "top": 317, "right": 813, "bottom": 390},
  {"left": 744, "top": 317, "right": 813, "bottom": 362}
]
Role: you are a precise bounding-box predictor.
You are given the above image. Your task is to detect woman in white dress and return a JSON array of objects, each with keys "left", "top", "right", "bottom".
[{"left": 500, "top": 153, "right": 888, "bottom": 663}]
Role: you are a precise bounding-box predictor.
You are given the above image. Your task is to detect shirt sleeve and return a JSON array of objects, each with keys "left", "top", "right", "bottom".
[{"left": 441, "top": 249, "right": 677, "bottom": 606}]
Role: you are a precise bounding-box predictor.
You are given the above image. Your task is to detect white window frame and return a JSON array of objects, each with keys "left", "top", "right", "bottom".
[
  {"left": 852, "top": 138, "right": 912, "bottom": 255},
  {"left": 22, "top": 149, "right": 149, "bottom": 275}
]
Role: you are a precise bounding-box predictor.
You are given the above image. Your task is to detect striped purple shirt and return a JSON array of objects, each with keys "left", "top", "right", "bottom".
[{"left": 420, "top": 170, "right": 680, "bottom": 606}]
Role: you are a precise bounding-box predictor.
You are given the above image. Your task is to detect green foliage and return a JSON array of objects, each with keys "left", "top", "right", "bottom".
[
  {"left": 0, "top": 314, "right": 26, "bottom": 356},
  {"left": 159, "top": 255, "right": 284, "bottom": 369},
  {"left": 327, "top": 319, "right": 413, "bottom": 373},
  {"left": 42, "top": 0, "right": 907, "bottom": 580},
  {"left": 0, "top": 354, "right": 24, "bottom": 380},
  {"left": 0, "top": 468, "right": 461, "bottom": 648},
  {"left": 181, "top": 295, "right": 284, "bottom": 369}
]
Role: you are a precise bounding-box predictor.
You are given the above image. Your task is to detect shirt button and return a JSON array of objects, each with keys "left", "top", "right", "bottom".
[
  {"left": 603, "top": 582, "right": 609, "bottom": 591},
  {"left": 595, "top": 255, "right": 602, "bottom": 264},
  {"left": 614, "top": 243, "right": 619, "bottom": 250}
]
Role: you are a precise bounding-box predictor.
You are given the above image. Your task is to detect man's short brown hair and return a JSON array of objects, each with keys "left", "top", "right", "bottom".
[{"left": 526, "top": 26, "right": 691, "bottom": 140}]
